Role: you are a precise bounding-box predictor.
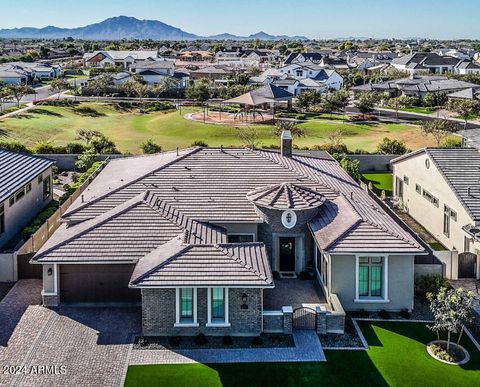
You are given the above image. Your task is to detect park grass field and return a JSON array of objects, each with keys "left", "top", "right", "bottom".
[{"left": 0, "top": 102, "right": 439, "bottom": 153}]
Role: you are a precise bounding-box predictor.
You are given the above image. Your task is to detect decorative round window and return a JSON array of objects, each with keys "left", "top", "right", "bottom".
[
  {"left": 425, "top": 159, "right": 430, "bottom": 169},
  {"left": 281, "top": 210, "right": 297, "bottom": 229}
]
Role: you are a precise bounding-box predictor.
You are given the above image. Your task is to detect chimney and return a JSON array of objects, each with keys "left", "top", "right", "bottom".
[{"left": 281, "top": 130, "right": 292, "bottom": 157}]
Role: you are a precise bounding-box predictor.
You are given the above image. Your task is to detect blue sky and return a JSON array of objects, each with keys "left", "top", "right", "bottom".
[{"left": 0, "top": 0, "right": 478, "bottom": 39}]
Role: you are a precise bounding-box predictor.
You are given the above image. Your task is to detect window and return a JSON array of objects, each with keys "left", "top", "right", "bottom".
[
  {"left": 415, "top": 184, "right": 422, "bottom": 194},
  {"left": 43, "top": 176, "right": 51, "bottom": 200},
  {"left": 443, "top": 205, "right": 456, "bottom": 237},
  {"left": 422, "top": 189, "right": 438, "bottom": 207},
  {"left": 403, "top": 175, "right": 409, "bottom": 185},
  {"left": 26, "top": 183, "right": 31, "bottom": 193},
  {"left": 15, "top": 189, "right": 25, "bottom": 201},
  {"left": 38, "top": 174, "right": 43, "bottom": 183},
  {"left": 227, "top": 234, "right": 255, "bottom": 243},
  {"left": 175, "top": 288, "right": 197, "bottom": 326},
  {"left": 9, "top": 196, "right": 15, "bottom": 207},
  {"left": 0, "top": 204, "right": 4, "bottom": 235},
  {"left": 358, "top": 257, "right": 384, "bottom": 298},
  {"left": 207, "top": 288, "right": 229, "bottom": 326}
]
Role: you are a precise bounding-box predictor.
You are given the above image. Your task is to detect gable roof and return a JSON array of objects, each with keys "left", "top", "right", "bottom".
[
  {"left": 392, "top": 148, "right": 480, "bottom": 221},
  {"left": 0, "top": 150, "right": 54, "bottom": 203}
]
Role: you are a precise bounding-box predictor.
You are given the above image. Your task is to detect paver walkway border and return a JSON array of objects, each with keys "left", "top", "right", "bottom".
[{"left": 129, "top": 330, "right": 325, "bottom": 365}]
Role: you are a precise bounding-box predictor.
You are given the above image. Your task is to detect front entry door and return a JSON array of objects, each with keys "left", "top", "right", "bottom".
[{"left": 279, "top": 237, "right": 296, "bottom": 272}]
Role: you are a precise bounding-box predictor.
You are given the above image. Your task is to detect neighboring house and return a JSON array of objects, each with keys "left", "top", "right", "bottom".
[
  {"left": 284, "top": 52, "right": 323, "bottom": 65},
  {"left": 32, "top": 135, "right": 424, "bottom": 337},
  {"left": 83, "top": 51, "right": 159, "bottom": 69},
  {"left": 0, "top": 150, "right": 54, "bottom": 249},
  {"left": 391, "top": 148, "right": 480, "bottom": 279},
  {"left": 454, "top": 60, "right": 480, "bottom": 75},
  {"left": 351, "top": 75, "right": 479, "bottom": 99},
  {"left": 276, "top": 63, "right": 343, "bottom": 94},
  {"left": 391, "top": 52, "right": 460, "bottom": 74},
  {"left": 0, "top": 70, "right": 28, "bottom": 85},
  {"left": 189, "top": 66, "right": 233, "bottom": 83},
  {"left": 110, "top": 72, "right": 133, "bottom": 86},
  {"left": 318, "top": 56, "right": 351, "bottom": 70},
  {"left": 131, "top": 60, "right": 175, "bottom": 76},
  {"left": 448, "top": 87, "right": 480, "bottom": 101}
]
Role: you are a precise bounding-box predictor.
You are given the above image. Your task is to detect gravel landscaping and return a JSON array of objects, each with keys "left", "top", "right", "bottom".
[
  {"left": 134, "top": 333, "right": 295, "bottom": 350},
  {"left": 319, "top": 316, "right": 364, "bottom": 348}
]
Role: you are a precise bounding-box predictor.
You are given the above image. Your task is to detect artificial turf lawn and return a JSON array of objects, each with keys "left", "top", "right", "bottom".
[
  {"left": 124, "top": 321, "right": 480, "bottom": 387},
  {"left": 0, "top": 103, "right": 438, "bottom": 153},
  {"left": 361, "top": 173, "right": 393, "bottom": 196}
]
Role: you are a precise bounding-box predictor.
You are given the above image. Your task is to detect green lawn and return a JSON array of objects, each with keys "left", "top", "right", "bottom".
[
  {"left": 399, "top": 107, "right": 436, "bottom": 115},
  {"left": 0, "top": 103, "right": 437, "bottom": 153},
  {"left": 124, "top": 321, "right": 480, "bottom": 387},
  {"left": 361, "top": 173, "right": 393, "bottom": 196}
]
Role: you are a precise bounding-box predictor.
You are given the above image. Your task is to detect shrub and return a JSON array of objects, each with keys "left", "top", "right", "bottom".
[
  {"left": 251, "top": 336, "right": 263, "bottom": 346},
  {"left": 168, "top": 336, "right": 181, "bottom": 347},
  {"left": 191, "top": 140, "right": 209, "bottom": 147},
  {"left": 32, "top": 142, "right": 55, "bottom": 154},
  {"left": 0, "top": 141, "right": 31, "bottom": 153},
  {"left": 66, "top": 142, "right": 86, "bottom": 154},
  {"left": 378, "top": 309, "right": 390, "bottom": 320},
  {"left": 399, "top": 309, "right": 411, "bottom": 319},
  {"left": 441, "top": 137, "right": 462, "bottom": 148},
  {"left": 144, "top": 101, "right": 175, "bottom": 113},
  {"left": 21, "top": 201, "right": 60, "bottom": 238},
  {"left": 222, "top": 336, "right": 233, "bottom": 346},
  {"left": 140, "top": 139, "right": 162, "bottom": 154},
  {"left": 194, "top": 333, "right": 207, "bottom": 346},
  {"left": 312, "top": 143, "right": 350, "bottom": 154},
  {"left": 295, "top": 114, "right": 307, "bottom": 120},
  {"left": 414, "top": 275, "right": 450, "bottom": 299},
  {"left": 138, "top": 337, "right": 147, "bottom": 347}
]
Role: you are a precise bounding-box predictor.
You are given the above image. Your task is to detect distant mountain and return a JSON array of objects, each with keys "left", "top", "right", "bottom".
[{"left": 0, "top": 16, "right": 308, "bottom": 41}]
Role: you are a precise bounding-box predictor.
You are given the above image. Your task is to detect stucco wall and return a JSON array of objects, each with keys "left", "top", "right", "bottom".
[
  {"left": 330, "top": 254, "right": 414, "bottom": 311},
  {"left": 142, "top": 288, "right": 263, "bottom": 336},
  {"left": 393, "top": 153, "right": 473, "bottom": 252},
  {"left": 0, "top": 253, "right": 15, "bottom": 282},
  {"left": 0, "top": 167, "right": 53, "bottom": 249}
]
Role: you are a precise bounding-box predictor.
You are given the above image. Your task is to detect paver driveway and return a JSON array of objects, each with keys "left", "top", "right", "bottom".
[{"left": 0, "top": 280, "right": 141, "bottom": 387}]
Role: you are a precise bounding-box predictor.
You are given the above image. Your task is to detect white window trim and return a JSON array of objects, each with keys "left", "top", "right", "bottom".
[
  {"left": 206, "top": 287, "right": 230, "bottom": 327},
  {"left": 354, "top": 255, "right": 389, "bottom": 303},
  {"left": 174, "top": 288, "right": 199, "bottom": 327}
]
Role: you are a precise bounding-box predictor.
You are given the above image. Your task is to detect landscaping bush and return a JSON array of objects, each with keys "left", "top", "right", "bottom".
[
  {"left": 66, "top": 142, "right": 86, "bottom": 154},
  {"left": 140, "top": 139, "right": 162, "bottom": 154},
  {"left": 441, "top": 137, "right": 462, "bottom": 148},
  {"left": 251, "top": 336, "right": 263, "bottom": 346},
  {"left": 144, "top": 101, "right": 176, "bottom": 113},
  {"left": 414, "top": 275, "right": 450, "bottom": 299},
  {"left": 194, "top": 333, "right": 208, "bottom": 346},
  {"left": 34, "top": 99, "right": 78, "bottom": 107},
  {"left": 295, "top": 114, "right": 307, "bottom": 120},
  {"left": 379, "top": 309, "right": 390, "bottom": 320},
  {"left": 428, "top": 342, "right": 465, "bottom": 363},
  {"left": 60, "top": 161, "right": 104, "bottom": 203},
  {"left": 191, "top": 140, "right": 208, "bottom": 147},
  {"left": 311, "top": 143, "right": 350, "bottom": 154},
  {"left": 168, "top": 336, "right": 181, "bottom": 347},
  {"left": 21, "top": 201, "right": 60, "bottom": 239},
  {"left": 222, "top": 336, "right": 233, "bottom": 346},
  {"left": 400, "top": 309, "right": 412, "bottom": 319}
]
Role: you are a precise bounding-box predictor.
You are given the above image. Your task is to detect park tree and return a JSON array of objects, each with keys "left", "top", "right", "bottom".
[
  {"left": 7, "top": 84, "right": 35, "bottom": 107},
  {"left": 447, "top": 99, "right": 480, "bottom": 129},
  {"left": 421, "top": 119, "right": 458, "bottom": 146},
  {"left": 186, "top": 78, "right": 212, "bottom": 103},
  {"left": 50, "top": 78, "right": 70, "bottom": 99},
  {"left": 88, "top": 75, "right": 114, "bottom": 97},
  {"left": 427, "top": 287, "right": 474, "bottom": 351},
  {"left": 295, "top": 90, "right": 322, "bottom": 112},
  {"left": 120, "top": 79, "right": 137, "bottom": 98},
  {"left": 153, "top": 77, "right": 180, "bottom": 97},
  {"left": 340, "top": 157, "right": 361, "bottom": 180},
  {"left": 237, "top": 127, "right": 261, "bottom": 149},
  {"left": 324, "top": 89, "right": 350, "bottom": 118},
  {"left": 376, "top": 137, "right": 409, "bottom": 155},
  {"left": 76, "top": 129, "right": 119, "bottom": 154},
  {"left": 354, "top": 92, "right": 380, "bottom": 114}
]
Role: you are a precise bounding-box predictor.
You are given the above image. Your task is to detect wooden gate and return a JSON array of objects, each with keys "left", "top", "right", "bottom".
[
  {"left": 293, "top": 307, "right": 316, "bottom": 330},
  {"left": 458, "top": 252, "right": 477, "bottom": 279}
]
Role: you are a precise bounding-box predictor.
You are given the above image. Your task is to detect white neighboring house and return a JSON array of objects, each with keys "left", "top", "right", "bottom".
[
  {"left": 0, "top": 70, "right": 28, "bottom": 85},
  {"left": 111, "top": 72, "right": 133, "bottom": 86},
  {"left": 0, "top": 150, "right": 54, "bottom": 249},
  {"left": 83, "top": 51, "right": 159, "bottom": 69},
  {"left": 454, "top": 60, "right": 480, "bottom": 75},
  {"left": 131, "top": 60, "right": 176, "bottom": 85},
  {"left": 391, "top": 148, "right": 480, "bottom": 280},
  {"left": 391, "top": 53, "right": 460, "bottom": 74}
]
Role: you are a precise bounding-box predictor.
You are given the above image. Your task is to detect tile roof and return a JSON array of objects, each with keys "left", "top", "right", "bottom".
[
  {"left": 130, "top": 241, "right": 273, "bottom": 287},
  {"left": 246, "top": 182, "right": 327, "bottom": 210},
  {"left": 0, "top": 150, "right": 54, "bottom": 203}
]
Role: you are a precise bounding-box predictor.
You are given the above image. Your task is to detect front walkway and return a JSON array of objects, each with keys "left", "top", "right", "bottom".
[
  {"left": 129, "top": 330, "right": 325, "bottom": 365},
  {"left": 263, "top": 278, "right": 328, "bottom": 310}
]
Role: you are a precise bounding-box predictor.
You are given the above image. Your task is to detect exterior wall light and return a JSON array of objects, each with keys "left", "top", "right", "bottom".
[
  {"left": 241, "top": 293, "right": 248, "bottom": 309},
  {"left": 47, "top": 268, "right": 53, "bottom": 276}
]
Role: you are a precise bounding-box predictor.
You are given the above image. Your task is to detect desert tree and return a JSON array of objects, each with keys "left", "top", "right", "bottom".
[
  {"left": 447, "top": 99, "right": 480, "bottom": 130},
  {"left": 421, "top": 118, "right": 458, "bottom": 146}
]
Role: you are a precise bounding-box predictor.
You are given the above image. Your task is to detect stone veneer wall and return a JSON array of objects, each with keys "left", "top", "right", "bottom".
[
  {"left": 142, "top": 288, "right": 263, "bottom": 336},
  {"left": 255, "top": 205, "right": 319, "bottom": 272}
]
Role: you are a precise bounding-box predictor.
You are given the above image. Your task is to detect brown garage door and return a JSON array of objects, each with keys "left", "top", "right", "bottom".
[{"left": 60, "top": 264, "right": 140, "bottom": 303}]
